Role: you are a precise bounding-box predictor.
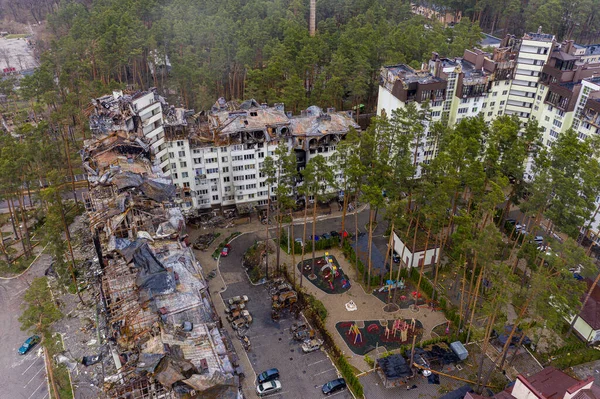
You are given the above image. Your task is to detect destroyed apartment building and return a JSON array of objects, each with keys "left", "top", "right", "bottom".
[
  {"left": 88, "top": 90, "right": 360, "bottom": 217},
  {"left": 81, "top": 126, "right": 240, "bottom": 398}
]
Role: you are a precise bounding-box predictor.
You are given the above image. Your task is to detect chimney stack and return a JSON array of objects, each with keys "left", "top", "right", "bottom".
[{"left": 309, "top": 0, "right": 316, "bottom": 37}]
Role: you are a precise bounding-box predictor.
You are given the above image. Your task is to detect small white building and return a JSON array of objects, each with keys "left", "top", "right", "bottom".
[
  {"left": 568, "top": 278, "right": 600, "bottom": 343},
  {"left": 392, "top": 229, "right": 440, "bottom": 269}
]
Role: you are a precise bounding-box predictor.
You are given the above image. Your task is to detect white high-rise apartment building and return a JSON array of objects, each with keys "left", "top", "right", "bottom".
[{"left": 377, "top": 30, "right": 600, "bottom": 240}]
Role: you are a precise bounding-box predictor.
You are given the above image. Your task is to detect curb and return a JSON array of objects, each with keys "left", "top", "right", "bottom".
[{"left": 0, "top": 243, "right": 48, "bottom": 280}]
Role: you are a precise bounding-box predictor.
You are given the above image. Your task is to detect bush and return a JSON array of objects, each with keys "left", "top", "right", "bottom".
[{"left": 364, "top": 355, "right": 374, "bottom": 368}]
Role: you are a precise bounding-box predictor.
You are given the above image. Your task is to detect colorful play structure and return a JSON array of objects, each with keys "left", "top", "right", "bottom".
[
  {"left": 377, "top": 278, "right": 405, "bottom": 293},
  {"left": 320, "top": 252, "right": 350, "bottom": 290},
  {"left": 348, "top": 322, "right": 363, "bottom": 344},
  {"left": 383, "top": 319, "right": 417, "bottom": 342}
]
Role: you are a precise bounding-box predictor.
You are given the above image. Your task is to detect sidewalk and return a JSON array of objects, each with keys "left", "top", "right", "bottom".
[{"left": 277, "top": 247, "right": 448, "bottom": 372}]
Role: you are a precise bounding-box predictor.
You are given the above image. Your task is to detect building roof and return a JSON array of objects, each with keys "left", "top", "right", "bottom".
[
  {"left": 523, "top": 32, "right": 555, "bottom": 42},
  {"left": 480, "top": 33, "right": 502, "bottom": 47},
  {"left": 579, "top": 278, "right": 600, "bottom": 330},
  {"left": 440, "top": 385, "right": 474, "bottom": 399},
  {"left": 289, "top": 106, "right": 359, "bottom": 137},
  {"left": 521, "top": 366, "right": 580, "bottom": 399},
  {"left": 382, "top": 63, "right": 446, "bottom": 85},
  {"left": 376, "top": 354, "right": 412, "bottom": 380}
]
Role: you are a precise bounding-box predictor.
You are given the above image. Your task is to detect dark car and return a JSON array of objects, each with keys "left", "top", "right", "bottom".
[
  {"left": 257, "top": 368, "right": 280, "bottom": 384},
  {"left": 18, "top": 335, "right": 40, "bottom": 355},
  {"left": 221, "top": 244, "right": 231, "bottom": 257},
  {"left": 321, "top": 233, "right": 332, "bottom": 240},
  {"left": 322, "top": 378, "right": 346, "bottom": 395},
  {"left": 392, "top": 251, "right": 401, "bottom": 264},
  {"left": 330, "top": 231, "right": 340, "bottom": 238}
]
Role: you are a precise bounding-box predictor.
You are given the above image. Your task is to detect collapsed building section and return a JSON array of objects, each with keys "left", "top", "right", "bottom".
[
  {"left": 82, "top": 126, "right": 240, "bottom": 398},
  {"left": 89, "top": 92, "right": 361, "bottom": 218}
]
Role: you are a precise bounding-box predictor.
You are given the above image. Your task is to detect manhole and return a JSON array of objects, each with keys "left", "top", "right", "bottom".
[
  {"left": 289, "top": 357, "right": 293, "bottom": 361},
  {"left": 279, "top": 338, "right": 282, "bottom": 341}
]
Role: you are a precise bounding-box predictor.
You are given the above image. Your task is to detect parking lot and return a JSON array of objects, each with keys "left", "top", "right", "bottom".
[
  {"left": 0, "top": 253, "right": 50, "bottom": 399},
  {"left": 219, "top": 232, "right": 352, "bottom": 399}
]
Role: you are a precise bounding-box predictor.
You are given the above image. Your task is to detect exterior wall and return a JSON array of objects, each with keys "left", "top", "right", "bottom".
[
  {"left": 392, "top": 231, "right": 439, "bottom": 268},
  {"left": 511, "top": 379, "right": 540, "bottom": 399}
]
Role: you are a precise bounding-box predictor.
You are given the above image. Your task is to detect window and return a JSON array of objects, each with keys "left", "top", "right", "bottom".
[
  {"left": 500, "top": 101, "right": 505, "bottom": 105},
  {"left": 169, "top": 153, "right": 174, "bottom": 159},
  {"left": 237, "top": 195, "right": 244, "bottom": 200},
  {"left": 233, "top": 165, "right": 243, "bottom": 171},
  {"left": 458, "top": 107, "right": 468, "bottom": 114},
  {"left": 182, "top": 172, "right": 189, "bottom": 178},
  {"left": 194, "top": 158, "right": 202, "bottom": 164},
  {"left": 232, "top": 155, "right": 243, "bottom": 161},
  {"left": 193, "top": 149, "right": 201, "bottom": 154},
  {"left": 197, "top": 189, "right": 208, "bottom": 195},
  {"left": 234, "top": 176, "right": 244, "bottom": 182},
  {"left": 505, "top": 80, "right": 510, "bottom": 85},
  {"left": 553, "top": 119, "right": 562, "bottom": 128},
  {"left": 550, "top": 129, "right": 559, "bottom": 138},
  {"left": 244, "top": 164, "right": 255, "bottom": 170},
  {"left": 495, "top": 81, "right": 500, "bottom": 86},
  {"left": 180, "top": 161, "right": 187, "bottom": 168},
  {"left": 502, "top": 90, "right": 508, "bottom": 95},
  {"left": 246, "top": 184, "right": 256, "bottom": 189},
  {"left": 488, "top": 112, "right": 493, "bottom": 116},
  {"left": 172, "top": 173, "right": 178, "bottom": 179},
  {"left": 207, "top": 168, "right": 218, "bottom": 174},
  {"left": 472, "top": 108, "right": 478, "bottom": 113},
  {"left": 258, "top": 152, "right": 265, "bottom": 158},
  {"left": 224, "top": 186, "right": 231, "bottom": 192},
  {"left": 557, "top": 110, "right": 565, "bottom": 118},
  {"left": 498, "top": 111, "right": 503, "bottom": 115},
  {"left": 244, "top": 154, "right": 255, "bottom": 160},
  {"left": 212, "top": 195, "right": 219, "bottom": 200},
  {"left": 183, "top": 182, "right": 190, "bottom": 188},
  {"left": 206, "top": 158, "right": 217, "bottom": 164},
  {"left": 222, "top": 156, "right": 228, "bottom": 162},
  {"left": 490, "top": 102, "right": 496, "bottom": 107},
  {"left": 431, "top": 111, "right": 441, "bottom": 117},
  {"left": 492, "top": 92, "right": 498, "bottom": 97},
  {"left": 220, "top": 147, "right": 227, "bottom": 152},
  {"left": 178, "top": 150, "right": 185, "bottom": 157},
  {"left": 245, "top": 174, "right": 256, "bottom": 180},
  {"left": 545, "top": 115, "right": 550, "bottom": 121},
  {"left": 482, "top": 103, "right": 487, "bottom": 108},
  {"left": 461, "top": 98, "right": 469, "bottom": 104},
  {"left": 547, "top": 105, "right": 553, "bottom": 111},
  {"left": 223, "top": 176, "right": 230, "bottom": 182},
  {"left": 222, "top": 167, "right": 229, "bottom": 173},
  {"left": 260, "top": 182, "right": 266, "bottom": 187},
  {"left": 177, "top": 141, "right": 184, "bottom": 147},
  {"left": 248, "top": 194, "right": 255, "bottom": 199}
]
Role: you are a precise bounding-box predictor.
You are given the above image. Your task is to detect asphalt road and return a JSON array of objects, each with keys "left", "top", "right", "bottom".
[
  {"left": 0, "top": 253, "right": 53, "bottom": 399},
  {"left": 219, "top": 232, "right": 353, "bottom": 399}
]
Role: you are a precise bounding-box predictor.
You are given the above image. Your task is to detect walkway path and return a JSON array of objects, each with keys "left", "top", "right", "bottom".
[{"left": 190, "top": 206, "right": 448, "bottom": 376}]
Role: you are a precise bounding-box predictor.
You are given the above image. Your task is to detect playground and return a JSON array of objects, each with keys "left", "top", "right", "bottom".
[
  {"left": 297, "top": 253, "right": 352, "bottom": 294},
  {"left": 372, "top": 278, "right": 428, "bottom": 309},
  {"left": 335, "top": 319, "right": 424, "bottom": 356}
]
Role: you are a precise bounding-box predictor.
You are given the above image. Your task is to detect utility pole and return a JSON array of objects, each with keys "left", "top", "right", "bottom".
[{"left": 309, "top": 0, "right": 316, "bottom": 37}]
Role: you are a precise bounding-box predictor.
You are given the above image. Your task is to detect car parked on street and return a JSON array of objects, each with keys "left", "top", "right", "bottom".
[
  {"left": 18, "top": 335, "right": 40, "bottom": 355},
  {"left": 330, "top": 231, "right": 340, "bottom": 238},
  {"left": 256, "top": 380, "right": 282, "bottom": 396},
  {"left": 257, "top": 368, "right": 280, "bottom": 384},
  {"left": 221, "top": 244, "right": 231, "bottom": 257},
  {"left": 322, "top": 378, "right": 346, "bottom": 395},
  {"left": 301, "top": 338, "right": 324, "bottom": 353}
]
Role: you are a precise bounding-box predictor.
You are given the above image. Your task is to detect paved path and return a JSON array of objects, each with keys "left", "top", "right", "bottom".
[
  {"left": 0, "top": 253, "right": 52, "bottom": 399},
  {"left": 190, "top": 205, "right": 448, "bottom": 377}
]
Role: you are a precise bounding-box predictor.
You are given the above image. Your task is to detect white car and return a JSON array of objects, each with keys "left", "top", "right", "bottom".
[
  {"left": 301, "top": 338, "right": 323, "bottom": 353},
  {"left": 256, "top": 380, "right": 282, "bottom": 396},
  {"left": 228, "top": 295, "right": 249, "bottom": 305}
]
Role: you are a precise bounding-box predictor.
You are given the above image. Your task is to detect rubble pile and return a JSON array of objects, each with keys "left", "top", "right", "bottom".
[{"left": 80, "top": 118, "right": 241, "bottom": 398}]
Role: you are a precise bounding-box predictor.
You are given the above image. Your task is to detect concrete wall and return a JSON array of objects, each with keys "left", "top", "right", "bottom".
[{"left": 392, "top": 231, "right": 439, "bottom": 268}]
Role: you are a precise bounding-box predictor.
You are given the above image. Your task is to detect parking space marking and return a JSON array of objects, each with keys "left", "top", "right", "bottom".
[
  {"left": 313, "top": 368, "right": 335, "bottom": 376},
  {"left": 27, "top": 380, "right": 45, "bottom": 399},
  {"left": 22, "top": 358, "right": 39, "bottom": 375},
  {"left": 23, "top": 366, "right": 44, "bottom": 388},
  {"left": 327, "top": 390, "right": 349, "bottom": 397},
  {"left": 308, "top": 358, "right": 328, "bottom": 367},
  {"left": 41, "top": 393, "right": 48, "bottom": 399}
]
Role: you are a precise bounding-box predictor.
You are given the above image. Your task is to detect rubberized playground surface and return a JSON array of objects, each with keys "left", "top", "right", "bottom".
[
  {"left": 335, "top": 319, "right": 424, "bottom": 356},
  {"left": 372, "top": 279, "right": 427, "bottom": 309},
  {"left": 297, "top": 254, "right": 351, "bottom": 294}
]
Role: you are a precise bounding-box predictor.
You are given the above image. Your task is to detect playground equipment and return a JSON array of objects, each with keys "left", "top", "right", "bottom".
[
  {"left": 347, "top": 323, "right": 363, "bottom": 344},
  {"left": 376, "top": 279, "right": 405, "bottom": 293}
]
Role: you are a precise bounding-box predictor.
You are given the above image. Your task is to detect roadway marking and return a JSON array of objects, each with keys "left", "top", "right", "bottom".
[
  {"left": 327, "top": 389, "right": 349, "bottom": 397},
  {"left": 23, "top": 366, "right": 44, "bottom": 388},
  {"left": 41, "top": 393, "right": 48, "bottom": 399},
  {"left": 308, "top": 359, "right": 328, "bottom": 367},
  {"left": 22, "top": 358, "right": 39, "bottom": 374},
  {"left": 313, "top": 368, "right": 335, "bottom": 376},
  {"left": 27, "top": 380, "right": 45, "bottom": 399}
]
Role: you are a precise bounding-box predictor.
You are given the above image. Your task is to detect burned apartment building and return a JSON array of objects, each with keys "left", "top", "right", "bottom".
[
  {"left": 89, "top": 92, "right": 360, "bottom": 217},
  {"left": 80, "top": 128, "right": 240, "bottom": 398}
]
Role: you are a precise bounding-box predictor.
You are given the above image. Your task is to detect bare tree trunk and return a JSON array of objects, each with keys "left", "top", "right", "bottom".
[
  {"left": 58, "top": 197, "right": 84, "bottom": 304},
  {"left": 414, "top": 229, "right": 430, "bottom": 308},
  {"left": 382, "top": 221, "right": 394, "bottom": 291},
  {"left": 265, "top": 190, "right": 270, "bottom": 280},
  {"left": 366, "top": 207, "right": 375, "bottom": 291},
  {"left": 300, "top": 197, "right": 308, "bottom": 288},
  {"left": 475, "top": 301, "right": 499, "bottom": 392},
  {"left": 340, "top": 181, "right": 349, "bottom": 247},
  {"left": 431, "top": 233, "right": 442, "bottom": 302},
  {"left": 290, "top": 210, "right": 296, "bottom": 287},
  {"left": 392, "top": 232, "right": 409, "bottom": 305},
  {"left": 310, "top": 195, "right": 318, "bottom": 277},
  {"left": 466, "top": 259, "right": 483, "bottom": 344}
]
